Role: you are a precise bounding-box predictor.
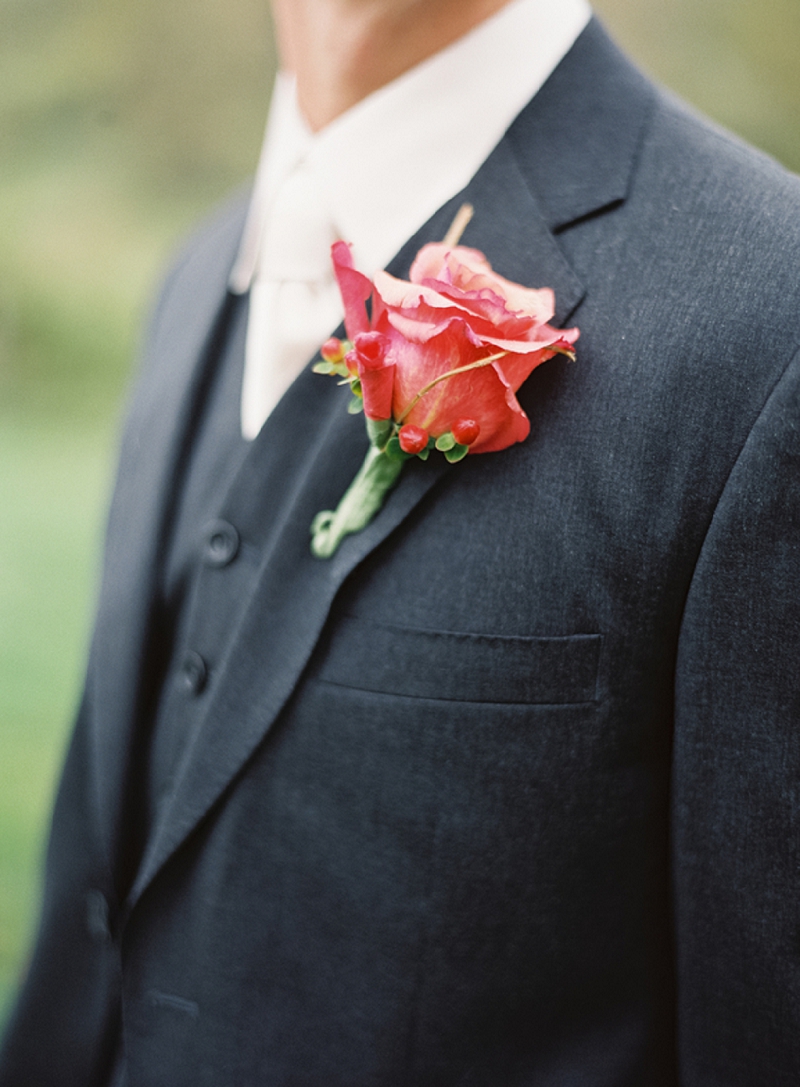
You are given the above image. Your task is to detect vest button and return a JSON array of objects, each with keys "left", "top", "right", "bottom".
[
  {"left": 204, "top": 519, "right": 239, "bottom": 568},
  {"left": 180, "top": 651, "right": 208, "bottom": 695}
]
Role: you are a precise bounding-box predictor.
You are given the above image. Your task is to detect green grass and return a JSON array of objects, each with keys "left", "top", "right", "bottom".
[{"left": 2, "top": 0, "right": 800, "bottom": 1041}]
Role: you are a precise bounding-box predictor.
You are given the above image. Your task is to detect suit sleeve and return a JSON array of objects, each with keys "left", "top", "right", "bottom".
[
  {"left": 673, "top": 346, "right": 800, "bottom": 1083},
  {"left": 0, "top": 697, "right": 121, "bottom": 1087}
]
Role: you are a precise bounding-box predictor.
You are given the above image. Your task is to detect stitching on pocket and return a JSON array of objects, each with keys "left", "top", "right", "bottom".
[{"left": 314, "top": 618, "right": 603, "bottom": 706}]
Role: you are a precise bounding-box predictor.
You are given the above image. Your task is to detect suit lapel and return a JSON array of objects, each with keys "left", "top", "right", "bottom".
[{"left": 127, "top": 18, "right": 654, "bottom": 908}]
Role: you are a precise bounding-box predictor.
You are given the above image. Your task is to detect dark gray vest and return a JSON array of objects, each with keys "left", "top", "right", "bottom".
[{"left": 145, "top": 292, "right": 251, "bottom": 834}]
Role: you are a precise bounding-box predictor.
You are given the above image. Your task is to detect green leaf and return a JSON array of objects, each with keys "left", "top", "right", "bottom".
[
  {"left": 445, "top": 443, "right": 469, "bottom": 463},
  {"left": 313, "top": 360, "right": 335, "bottom": 374},
  {"left": 416, "top": 446, "right": 430, "bottom": 461},
  {"left": 351, "top": 378, "right": 362, "bottom": 397},
  {"left": 435, "top": 432, "right": 456, "bottom": 452},
  {"left": 348, "top": 396, "right": 364, "bottom": 415},
  {"left": 385, "top": 436, "right": 410, "bottom": 462}
]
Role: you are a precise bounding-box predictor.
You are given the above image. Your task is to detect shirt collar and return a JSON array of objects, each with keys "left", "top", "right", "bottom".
[{"left": 230, "top": 0, "right": 591, "bottom": 293}]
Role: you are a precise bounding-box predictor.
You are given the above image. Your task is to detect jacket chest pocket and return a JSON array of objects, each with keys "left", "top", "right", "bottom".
[{"left": 312, "top": 616, "right": 602, "bottom": 706}]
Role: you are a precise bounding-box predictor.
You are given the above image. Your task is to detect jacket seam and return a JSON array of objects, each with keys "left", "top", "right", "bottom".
[{"left": 673, "top": 339, "right": 800, "bottom": 670}]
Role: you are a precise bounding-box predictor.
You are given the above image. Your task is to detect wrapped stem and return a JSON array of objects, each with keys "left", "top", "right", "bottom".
[{"left": 310, "top": 445, "right": 404, "bottom": 558}]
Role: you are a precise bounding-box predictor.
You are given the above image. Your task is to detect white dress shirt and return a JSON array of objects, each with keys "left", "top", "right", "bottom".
[{"left": 230, "top": 0, "right": 592, "bottom": 439}]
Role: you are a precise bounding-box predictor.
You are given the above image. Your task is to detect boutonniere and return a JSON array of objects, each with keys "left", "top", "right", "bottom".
[{"left": 310, "top": 205, "right": 579, "bottom": 558}]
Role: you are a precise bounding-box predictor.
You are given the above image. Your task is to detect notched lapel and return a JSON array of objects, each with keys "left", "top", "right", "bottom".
[
  {"left": 456, "top": 138, "right": 585, "bottom": 326},
  {"left": 507, "top": 18, "right": 656, "bottom": 233}
]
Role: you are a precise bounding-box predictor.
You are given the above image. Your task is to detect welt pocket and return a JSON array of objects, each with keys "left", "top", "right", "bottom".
[{"left": 314, "top": 617, "right": 602, "bottom": 706}]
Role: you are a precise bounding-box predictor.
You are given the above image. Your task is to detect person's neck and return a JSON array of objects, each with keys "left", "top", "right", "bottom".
[{"left": 271, "top": 0, "right": 514, "bottom": 131}]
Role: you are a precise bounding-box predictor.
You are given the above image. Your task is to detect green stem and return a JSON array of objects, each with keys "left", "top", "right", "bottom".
[{"left": 310, "top": 445, "right": 405, "bottom": 559}]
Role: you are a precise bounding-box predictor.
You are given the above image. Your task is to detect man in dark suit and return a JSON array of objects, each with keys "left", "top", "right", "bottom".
[{"left": 2, "top": 0, "right": 800, "bottom": 1083}]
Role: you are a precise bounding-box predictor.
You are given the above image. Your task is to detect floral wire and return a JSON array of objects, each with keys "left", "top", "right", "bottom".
[{"left": 396, "top": 350, "right": 508, "bottom": 425}]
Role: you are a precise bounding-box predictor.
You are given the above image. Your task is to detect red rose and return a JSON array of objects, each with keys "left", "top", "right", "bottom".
[
  {"left": 332, "top": 240, "right": 578, "bottom": 455},
  {"left": 312, "top": 227, "right": 579, "bottom": 558}
]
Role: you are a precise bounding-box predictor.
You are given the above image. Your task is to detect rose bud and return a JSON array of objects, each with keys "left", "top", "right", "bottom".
[
  {"left": 351, "top": 332, "right": 395, "bottom": 421},
  {"left": 398, "top": 424, "right": 429, "bottom": 455},
  {"left": 321, "top": 337, "right": 346, "bottom": 363},
  {"left": 451, "top": 418, "right": 481, "bottom": 446},
  {"left": 352, "top": 331, "right": 390, "bottom": 368}
]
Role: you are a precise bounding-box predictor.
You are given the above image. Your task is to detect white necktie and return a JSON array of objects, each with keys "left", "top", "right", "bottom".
[{"left": 240, "top": 159, "right": 343, "bottom": 439}]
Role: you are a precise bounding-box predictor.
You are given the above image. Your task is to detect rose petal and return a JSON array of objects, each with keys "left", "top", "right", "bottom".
[
  {"left": 418, "top": 279, "right": 540, "bottom": 338},
  {"left": 411, "top": 244, "right": 558, "bottom": 326},
  {"left": 452, "top": 270, "right": 555, "bottom": 325},
  {"left": 386, "top": 309, "right": 485, "bottom": 347},
  {"left": 409, "top": 243, "right": 491, "bottom": 284},
  {"left": 485, "top": 346, "right": 554, "bottom": 398},
  {"left": 359, "top": 363, "right": 395, "bottom": 421},
  {"left": 373, "top": 269, "right": 457, "bottom": 313},
  {"left": 374, "top": 270, "right": 538, "bottom": 348},
  {"left": 332, "top": 241, "right": 372, "bottom": 340},
  {"left": 485, "top": 325, "right": 578, "bottom": 394},
  {"left": 389, "top": 323, "right": 531, "bottom": 452},
  {"left": 442, "top": 248, "right": 556, "bottom": 321}
]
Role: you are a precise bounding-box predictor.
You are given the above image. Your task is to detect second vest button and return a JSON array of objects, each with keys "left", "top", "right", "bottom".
[
  {"left": 203, "top": 520, "right": 240, "bottom": 568},
  {"left": 180, "top": 651, "right": 208, "bottom": 695}
]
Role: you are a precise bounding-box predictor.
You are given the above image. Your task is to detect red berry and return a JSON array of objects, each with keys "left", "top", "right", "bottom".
[
  {"left": 451, "top": 418, "right": 480, "bottom": 446},
  {"left": 398, "top": 424, "right": 429, "bottom": 455},
  {"left": 321, "top": 337, "right": 346, "bottom": 363},
  {"left": 344, "top": 349, "right": 359, "bottom": 375}
]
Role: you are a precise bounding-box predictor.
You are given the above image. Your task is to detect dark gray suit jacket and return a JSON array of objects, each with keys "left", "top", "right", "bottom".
[{"left": 3, "top": 19, "right": 800, "bottom": 1086}]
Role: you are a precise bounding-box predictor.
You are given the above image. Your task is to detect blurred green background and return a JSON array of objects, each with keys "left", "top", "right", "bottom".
[{"left": 1, "top": 0, "right": 799, "bottom": 1031}]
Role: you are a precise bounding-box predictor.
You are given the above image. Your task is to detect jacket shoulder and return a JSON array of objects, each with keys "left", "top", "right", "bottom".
[
  {"left": 650, "top": 86, "right": 800, "bottom": 224},
  {"left": 146, "top": 187, "right": 251, "bottom": 348}
]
